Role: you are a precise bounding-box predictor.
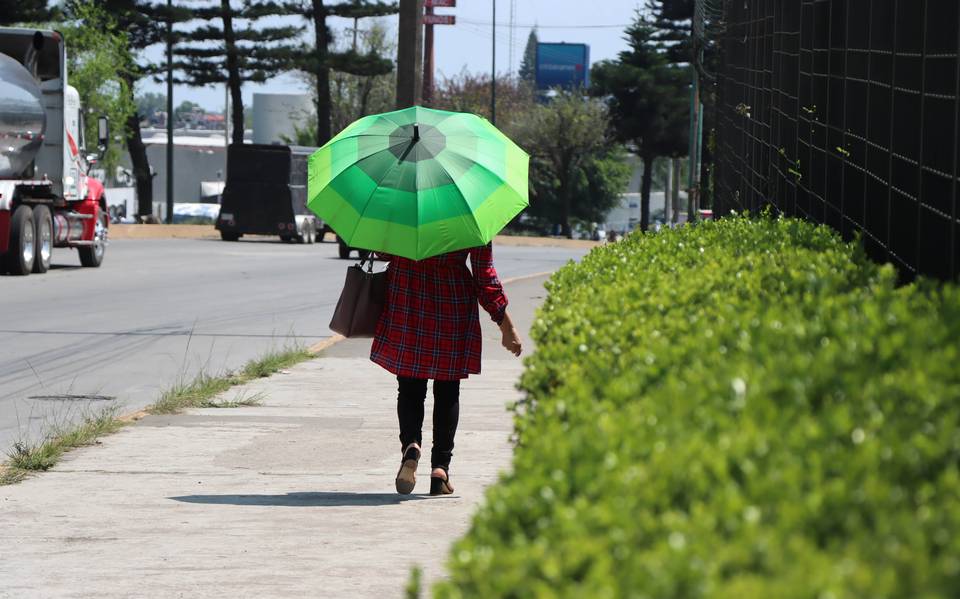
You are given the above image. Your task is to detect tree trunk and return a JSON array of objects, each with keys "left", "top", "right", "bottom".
[
  {"left": 312, "top": 0, "right": 331, "bottom": 145},
  {"left": 360, "top": 75, "right": 373, "bottom": 117},
  {"left": 123, "top": 75, "right": 154, "bottom": 219},
  {"left": 222, "top": 0, "right": 244, "bottom": 145},
  {"left": 672, "top": 157, "right": 681, "bottom": 224},
  {"left": 560, "top": 195, "right": 572, "bottom": 238},
  {"left": 640, "top": 155, "right": 653, "bottom": 232}
]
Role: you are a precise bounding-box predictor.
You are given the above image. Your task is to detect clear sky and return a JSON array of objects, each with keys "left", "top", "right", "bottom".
[{"left": 139, "top": 0, "right": 643, "bottom": 110}]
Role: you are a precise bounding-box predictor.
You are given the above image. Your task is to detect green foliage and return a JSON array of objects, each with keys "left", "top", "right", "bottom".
[
  {"left": 2, "top": 407, "right": 123, "bottom": 485},
  {"left": 329, "top": 21, "right": 396, "bottom": 136},
  {"left": 436, "top": 216, "right": 960, "bottom": 598},
  {"left": 432, "top": 72, "right": 534, "bottom": 140},
  {"left": 296, "top": 0, "right": 398, "bottom": 144},
  {"left": 60, "top": 2, "right": 136, "bottom": 177},
  {"left": 591, "top": 9, "right": 690, "bottom": 231},
  {"left": 513, "top": 91, "right": 629, "bottom": 237},
  {"left": 176, "top": 0, "right": 304, "bottom": 144},
  {"left": 150, "top": 346, "right": 312, "bottom": 415},
  {"left": 592, "top": 11, "right": 689, "bottom": 160},
  {"left": 136, "top": 91, "right": 166, "bottom": 121},
  {"left": 0, "top": 0, "right": 60, "bottom": 25},
  {"left": 518, "top": 27, "right": 538, "bottom": 84}
]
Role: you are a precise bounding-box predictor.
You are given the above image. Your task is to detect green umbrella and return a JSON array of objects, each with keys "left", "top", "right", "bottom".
[{"left": 307, "top": 106, "right": 529, "bottom": 260}]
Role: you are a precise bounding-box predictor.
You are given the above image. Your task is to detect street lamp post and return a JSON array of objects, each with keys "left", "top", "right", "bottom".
[{"left": 165, "top": 0, "right": 174, "bottom": 224}]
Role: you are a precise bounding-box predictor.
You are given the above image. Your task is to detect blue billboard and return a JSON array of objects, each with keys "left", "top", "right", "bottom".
[{"left": 535, "top": 43, "right": 590, "bottom": 90}]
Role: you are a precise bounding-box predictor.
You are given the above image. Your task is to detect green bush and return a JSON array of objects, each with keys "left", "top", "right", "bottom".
[{"left": 435, "top": 215, "right": 960, "bottom": 598}]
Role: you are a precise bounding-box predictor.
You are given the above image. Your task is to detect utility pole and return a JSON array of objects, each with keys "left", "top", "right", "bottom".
[
  {"left": 422, "top": 5, "right": 434, "bottom": 106},
  {"left": 422, "top": 1, "right": 455, "bottom": 106},
  {"left": 165, "top": 0, "right": 174, "bottom": 224},
  {"left": 687, "top": 73, "right": 701, "bottom": 223},
  {"left": 396, "top": 0, "right": 424, "bottom": 109},
  {"left": 490, "top": 0, "right": 496, "bottom": 125},
  {"left": 664, "top": 159, "right": 672, "bottom": 224},
  {"left": 223, "top": 83, "right": 229, "bottom": 180}
]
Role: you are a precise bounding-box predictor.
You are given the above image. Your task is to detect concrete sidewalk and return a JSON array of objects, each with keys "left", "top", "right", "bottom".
[{"left": 0, "top": 275, "right": 550, "bottom": 599}]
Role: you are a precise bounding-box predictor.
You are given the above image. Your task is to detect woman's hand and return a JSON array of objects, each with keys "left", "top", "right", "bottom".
[{"left": 499, "top": 313, "right": 522, "bottom": 357}]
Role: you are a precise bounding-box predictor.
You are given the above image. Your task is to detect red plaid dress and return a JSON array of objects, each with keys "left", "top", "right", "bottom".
[{"left": 370, "top": 244, "right": 508, "bottom": 380}]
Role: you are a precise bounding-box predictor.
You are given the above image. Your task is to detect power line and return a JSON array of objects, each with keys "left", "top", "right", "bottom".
[{"left": 458, "top": 18, "right": 629, "bottom": 29}]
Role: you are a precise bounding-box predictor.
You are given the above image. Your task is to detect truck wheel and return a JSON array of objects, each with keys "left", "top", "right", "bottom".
[
  {"left": 338, "top": 236, "right": 350, "bottom": 259},
  {"left": 32, "top": 205, "right": 52, "bottom": 273},
  {"left": 79, "top": 212, "right": 107, "bottom": 267},
  {"left": 5, "top": 205, "right": 35, "bottom": 275},
  {"left": 220, "top": 231, "right": 240, "bottom": 242},
  {"left": 296, "top": 223, "right": 307, "bottom": 244}
]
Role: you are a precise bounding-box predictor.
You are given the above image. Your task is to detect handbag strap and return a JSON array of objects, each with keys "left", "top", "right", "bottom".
[{"left": 357, "top": 254, "right": 376, "bottom": 273}]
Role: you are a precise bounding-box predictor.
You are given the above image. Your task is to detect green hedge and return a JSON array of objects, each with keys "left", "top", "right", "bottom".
[{"left": 435, "top": 215, "right": 960, "bottom": 598}]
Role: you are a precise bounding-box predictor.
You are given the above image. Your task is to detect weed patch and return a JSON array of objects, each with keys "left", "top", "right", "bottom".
[
  {"left": 2, "top": 407, "right": 123, "bottom": 484},
  {"left": 149, "top": 347, "right": 310, "bottom": 415},
  {"left": 1, "top": 346, "right": 313, "bottom": 485}
]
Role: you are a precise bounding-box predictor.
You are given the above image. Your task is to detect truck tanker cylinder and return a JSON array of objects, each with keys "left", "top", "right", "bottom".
[{"left": 0, "top": 52, "right": 46, "bottom": 178}]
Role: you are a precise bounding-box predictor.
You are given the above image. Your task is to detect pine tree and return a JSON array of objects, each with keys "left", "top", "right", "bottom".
[
  {"left": 0, "top": 0, "right": 59, "bottom": 24},
  {"left": 86, "top": 0, "right": 188, "bottom": 218},
  {"left": 518, "top": 27, "right": 538, "bottom": 84},
  {"left": 176, "top": 0, "right": 303, "bottom": 145},
  {"left": 645, "top": 0, "right": 693, "bottom": 65},
  {"left": 591, "top": 10, "right": 688, "bottom": 231},
  {"left": 647, "top": 0, "right": 719, "bottom": 209},
  {"left": 296, "top": 1, "right": 398, "bottom": 146}
]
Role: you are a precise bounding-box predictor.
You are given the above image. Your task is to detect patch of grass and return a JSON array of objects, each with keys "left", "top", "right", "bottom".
[
  {"left": 149, "top": 347, "right": 312, "bottom": 415},
  {"left": 198, "top": 390, "right": 266, "bottom": 409},
  {"left": 2, "top": 407, "right": 123, "bottom": 485},
  {"left": 241, "top": 347, "right": 313, "bottom": 379},
  {"left": 1, "top": 346, "right": 314, "bottom": 486}
]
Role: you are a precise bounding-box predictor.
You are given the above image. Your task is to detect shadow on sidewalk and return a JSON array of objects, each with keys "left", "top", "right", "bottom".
[{"left": 169, "top": 491, "right": 429, "bottom": 507}]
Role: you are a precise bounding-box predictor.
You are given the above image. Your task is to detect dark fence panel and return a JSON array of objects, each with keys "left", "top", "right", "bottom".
[{"left": 715, "top": 0, "right": 960, "bottom": 280}]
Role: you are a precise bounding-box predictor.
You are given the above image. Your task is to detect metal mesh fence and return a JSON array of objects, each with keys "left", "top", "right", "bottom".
[{"left": 715, "top": 0, "right": 960, "bottom": 280}]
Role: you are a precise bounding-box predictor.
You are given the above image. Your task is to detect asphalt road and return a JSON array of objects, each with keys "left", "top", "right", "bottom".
[{"left": 0, "top": 237, "right": 587, "bottom": 454}]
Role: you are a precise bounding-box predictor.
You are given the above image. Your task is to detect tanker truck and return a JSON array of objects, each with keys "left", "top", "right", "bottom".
[{"left": 0, "top": 28, "right": 109, "bottom": 276}]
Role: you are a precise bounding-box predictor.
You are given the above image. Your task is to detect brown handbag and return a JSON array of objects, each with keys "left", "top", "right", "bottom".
[{"left": 329, "top": 257, "right": 388, "bottom": 338}]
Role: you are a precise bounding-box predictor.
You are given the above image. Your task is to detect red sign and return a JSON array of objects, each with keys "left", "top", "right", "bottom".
[
  {"left": 425, "top": 0, "right": 456, "bottom": 7},
  {"left": 423, "top": 14, "right": 455, "bottom": 25}
]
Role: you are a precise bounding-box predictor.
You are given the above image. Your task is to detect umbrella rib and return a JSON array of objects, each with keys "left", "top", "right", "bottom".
[
  {"left": 431, "top": 153, "right": 490, "bottom": 242},
  {"left": 318, "top": 137, "right": 411, "bottom": 198}
]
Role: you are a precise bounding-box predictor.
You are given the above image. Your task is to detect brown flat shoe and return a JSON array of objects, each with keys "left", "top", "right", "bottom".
[
  {"left": 395, "top": 444, "right": 420, "bottom": 494},
  {"left": 429, "top": 469, "right": 454, "bottom": 495}
]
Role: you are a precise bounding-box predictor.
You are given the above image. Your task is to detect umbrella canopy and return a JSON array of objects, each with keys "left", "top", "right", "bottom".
[{"left": 307, "top": 106, "right": 529, "bottom": 260}]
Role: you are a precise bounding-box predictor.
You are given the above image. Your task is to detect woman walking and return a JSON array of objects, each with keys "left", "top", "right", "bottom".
[{"left": 372, "top": 243, "right": 523, "bottom": 495}]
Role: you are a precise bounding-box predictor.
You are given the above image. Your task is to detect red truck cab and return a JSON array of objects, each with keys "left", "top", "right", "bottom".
[{"left": 0, "top": 28, "right": 109, "bottom": 276}]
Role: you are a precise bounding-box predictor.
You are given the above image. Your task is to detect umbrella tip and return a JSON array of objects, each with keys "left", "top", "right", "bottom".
[{"left": 413, "top": 123, "right": 420, "bottom": 142}]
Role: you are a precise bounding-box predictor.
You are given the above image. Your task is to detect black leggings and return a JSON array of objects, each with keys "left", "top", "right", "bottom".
[{"left": 396, "top": 376, "right": 460, "bottom": 471}]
